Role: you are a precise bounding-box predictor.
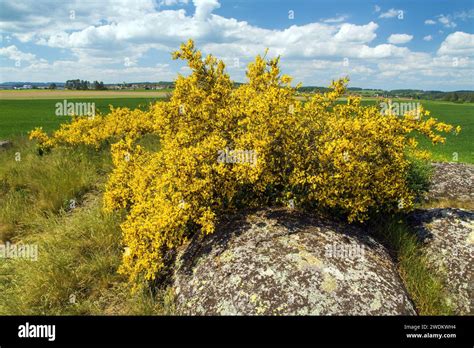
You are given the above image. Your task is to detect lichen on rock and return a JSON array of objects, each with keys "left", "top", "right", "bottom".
[
  {"left": 425, "top": 162, "right": 474, "bottom": 209},
  {"left": 173, "top": 209, "right": 416, "bottom": 315},
  {"left": 408, "top": 208, "right": 474, "bottom": 315}
]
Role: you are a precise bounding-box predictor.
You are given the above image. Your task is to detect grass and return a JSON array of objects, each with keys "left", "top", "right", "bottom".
[
  {"left": 0, "top": 96, "right": 469, "bottom": 315},
  {"left": 0, "top": 137, "right": 110, "bottom": 241},
  {"left": 415, "top": 100, "right": 474, "bottom": 163},
  {"left": 0, "top": 98, "right": 164, "bottom": 138},
  {"left": 0, "top": 138, "right": 458, "bottom": 315},
  {"left": 0, "top": 194, "right": 175, "bottom": 315},
  {"left": 365, "top": 157, "right": 455, "bottom": 315},
  {"left": 1, "top": 97, "right": 472, "bottom": 162},
  {"left": 357, "top": 99, "right": 474, "bottom": 164},
  {"left": 370, "top": 216, "right": 454, "bottom": 315},
  {"left": 421, "top": 198, "right": 474, "bottom": 210},
  {"left": 0, "top": 89, "right": 171, "bottom": 100},
  {"left": 0, "top": 141, "right": 174, "bottom": 315}
]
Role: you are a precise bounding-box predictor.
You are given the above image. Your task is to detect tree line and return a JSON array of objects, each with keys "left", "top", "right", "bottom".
[{"left": 64, "top": 80, "right": 107, "bottom": 90}]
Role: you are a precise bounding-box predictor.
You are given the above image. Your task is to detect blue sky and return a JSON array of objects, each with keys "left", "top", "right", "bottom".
[{"left": 0, "top": 0, "right": 473, "bottom": 90}]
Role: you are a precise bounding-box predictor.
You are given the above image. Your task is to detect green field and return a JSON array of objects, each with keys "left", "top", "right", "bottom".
[
  {"left": 0, "top": 97, "right": 472, "bottom": 163},
  {"left": 0, "top": 98, "right": 163, "bottom": 138},
  {"left": 355, "top": 99, "right": 473, "bottom": 163},
  {"left": 412, "top": 100, "right": 473, "bottom": 163}
]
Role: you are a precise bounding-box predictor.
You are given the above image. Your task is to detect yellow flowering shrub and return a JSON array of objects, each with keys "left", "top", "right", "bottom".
[
  {"left": 29, "top": 107, "right": 156, "bottom": 149},
  {"left": 29, "top": 39, "right": 459, "bottom": 288}
]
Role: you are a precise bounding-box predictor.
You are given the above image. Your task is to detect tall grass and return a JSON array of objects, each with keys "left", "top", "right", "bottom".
[
  {"left": 368, "top": 157, "right": 453, "bottom": 315},
  {"left": 0, "top": 135, "right": 457, "bottom": 315},
  {"left": 371, "top": 217, "right": 454, "bottom": 315},
  {"left": 0, "top": 136, "right": 173, "bottom": 315},
  {"left": 0, "top": 194, "right": 174, "bottom": 315},
  {"left": 0, "top": 137, "right": 111, "bottom": 241}
]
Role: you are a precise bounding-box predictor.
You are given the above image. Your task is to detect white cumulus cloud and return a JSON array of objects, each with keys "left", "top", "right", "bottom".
[
  {"left": 438, "top": 15, "right": 457, "bottom": 28},
  {"left": 334, "top": 22, "right": 378, "bottom": 42},
  {"left": 193, "top": 0, "right": 220, "bottom": 21},
  {"left": 388, "top": 34, "right": 413, "bottom": 45},
  {"left": 322, "top": 15, "right": 348, "bottom": 23},
  {"left": 0, "top": 45, "right": 37, "bottom": 62},
  {"left": 0, "top": 0, "right": 473, "bottom": 89},
  {"left": 438, "top": 31, "right": 474, "bottom": 56},
  {"left": 379, "top": 8, "right": 403, "bottom": 19},
  {"left": 159, "top": 0, "right": 188, "bottom": 6}
]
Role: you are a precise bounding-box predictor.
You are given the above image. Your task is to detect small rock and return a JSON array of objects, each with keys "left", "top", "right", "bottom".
[{"left": 0, "top": 140, "right": 12, "bottom": 149}]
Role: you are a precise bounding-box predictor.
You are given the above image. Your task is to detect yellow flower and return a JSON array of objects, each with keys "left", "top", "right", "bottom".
[{"left": 28, "top": 39, "right": 459, "bottom": 289}]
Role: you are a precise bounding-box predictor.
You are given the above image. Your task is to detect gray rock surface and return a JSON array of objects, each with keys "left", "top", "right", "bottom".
[
  {"left": 0, "top": 140, "right": 12, "bottom": 149},
  {"left": 174, "top": 209, "right": 416, "bottom": 315},
  {"left": 426, "top": 162, "right": 474, "bottom": 208},
  {"left": 408, "top": 208, "right": 474, "bottom": 315}
]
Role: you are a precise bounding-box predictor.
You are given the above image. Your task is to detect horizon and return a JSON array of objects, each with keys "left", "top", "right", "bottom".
[
  {"left": 1, "top": 0, "right": 473, "bottom": 90},
  {"left": 1, "top": 80, "right": 474, "bottom": 93}
]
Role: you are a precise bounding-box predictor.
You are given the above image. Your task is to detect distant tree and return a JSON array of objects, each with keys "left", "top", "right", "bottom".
[
  {"left": 66, "top": 79, "right": 94, "bottom": 90},
  {"left": 91, "top": 80, "right": 107, "bottom": 90},
  {"left": 66, "top": 79, "right": 80, "bottom": 90},
  {"left": 80, "top": 80, "right": 89, "bottom": 90},
  {"left": 48, "top": 83, "right": 57, "bottom": 90}
]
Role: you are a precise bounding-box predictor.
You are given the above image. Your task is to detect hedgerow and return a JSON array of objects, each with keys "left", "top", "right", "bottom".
[{"left": 29, "top": 40, "right": 459, "bottom": 289}]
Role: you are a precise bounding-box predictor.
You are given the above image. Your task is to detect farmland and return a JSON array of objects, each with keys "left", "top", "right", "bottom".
[
  {"left": 0, "top": 89, "right": 170, "bottom": 99},
  {"left": 362, "top": 99, "right": 474, "bottom": 163},
  {"left": 0, "top": 93, "right": 472, "bottom": 163},
  {"left": 410, "top": 100, "right": 474, "bottom": 163},
  {"left": 0, "top": 97, "right": 165, "bottom": 138},
  {"left": 0, "top": 74, "right": 471, "bottom": 317}
]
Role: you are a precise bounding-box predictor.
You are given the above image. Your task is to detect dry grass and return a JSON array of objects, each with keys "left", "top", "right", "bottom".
[
  {"left": 421, "top": 198, "right": 474, "bottom": 210},
  {"left": 0, "top": 141, "right": 174, "bottom": 315},
  {"left": 0, "top": 90, "right": 169, "bottom": 100}
]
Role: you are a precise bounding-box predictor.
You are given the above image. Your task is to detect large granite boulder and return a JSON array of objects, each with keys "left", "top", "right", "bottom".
[
  {"left": 173, "top": 209, "right": 416, "bottom": 315},
  {"left": 425, "top": 162, "right": 474, "bottom": 209},
  {"left": 408, "top": 208, "right": 474, "bottom": 315}
]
